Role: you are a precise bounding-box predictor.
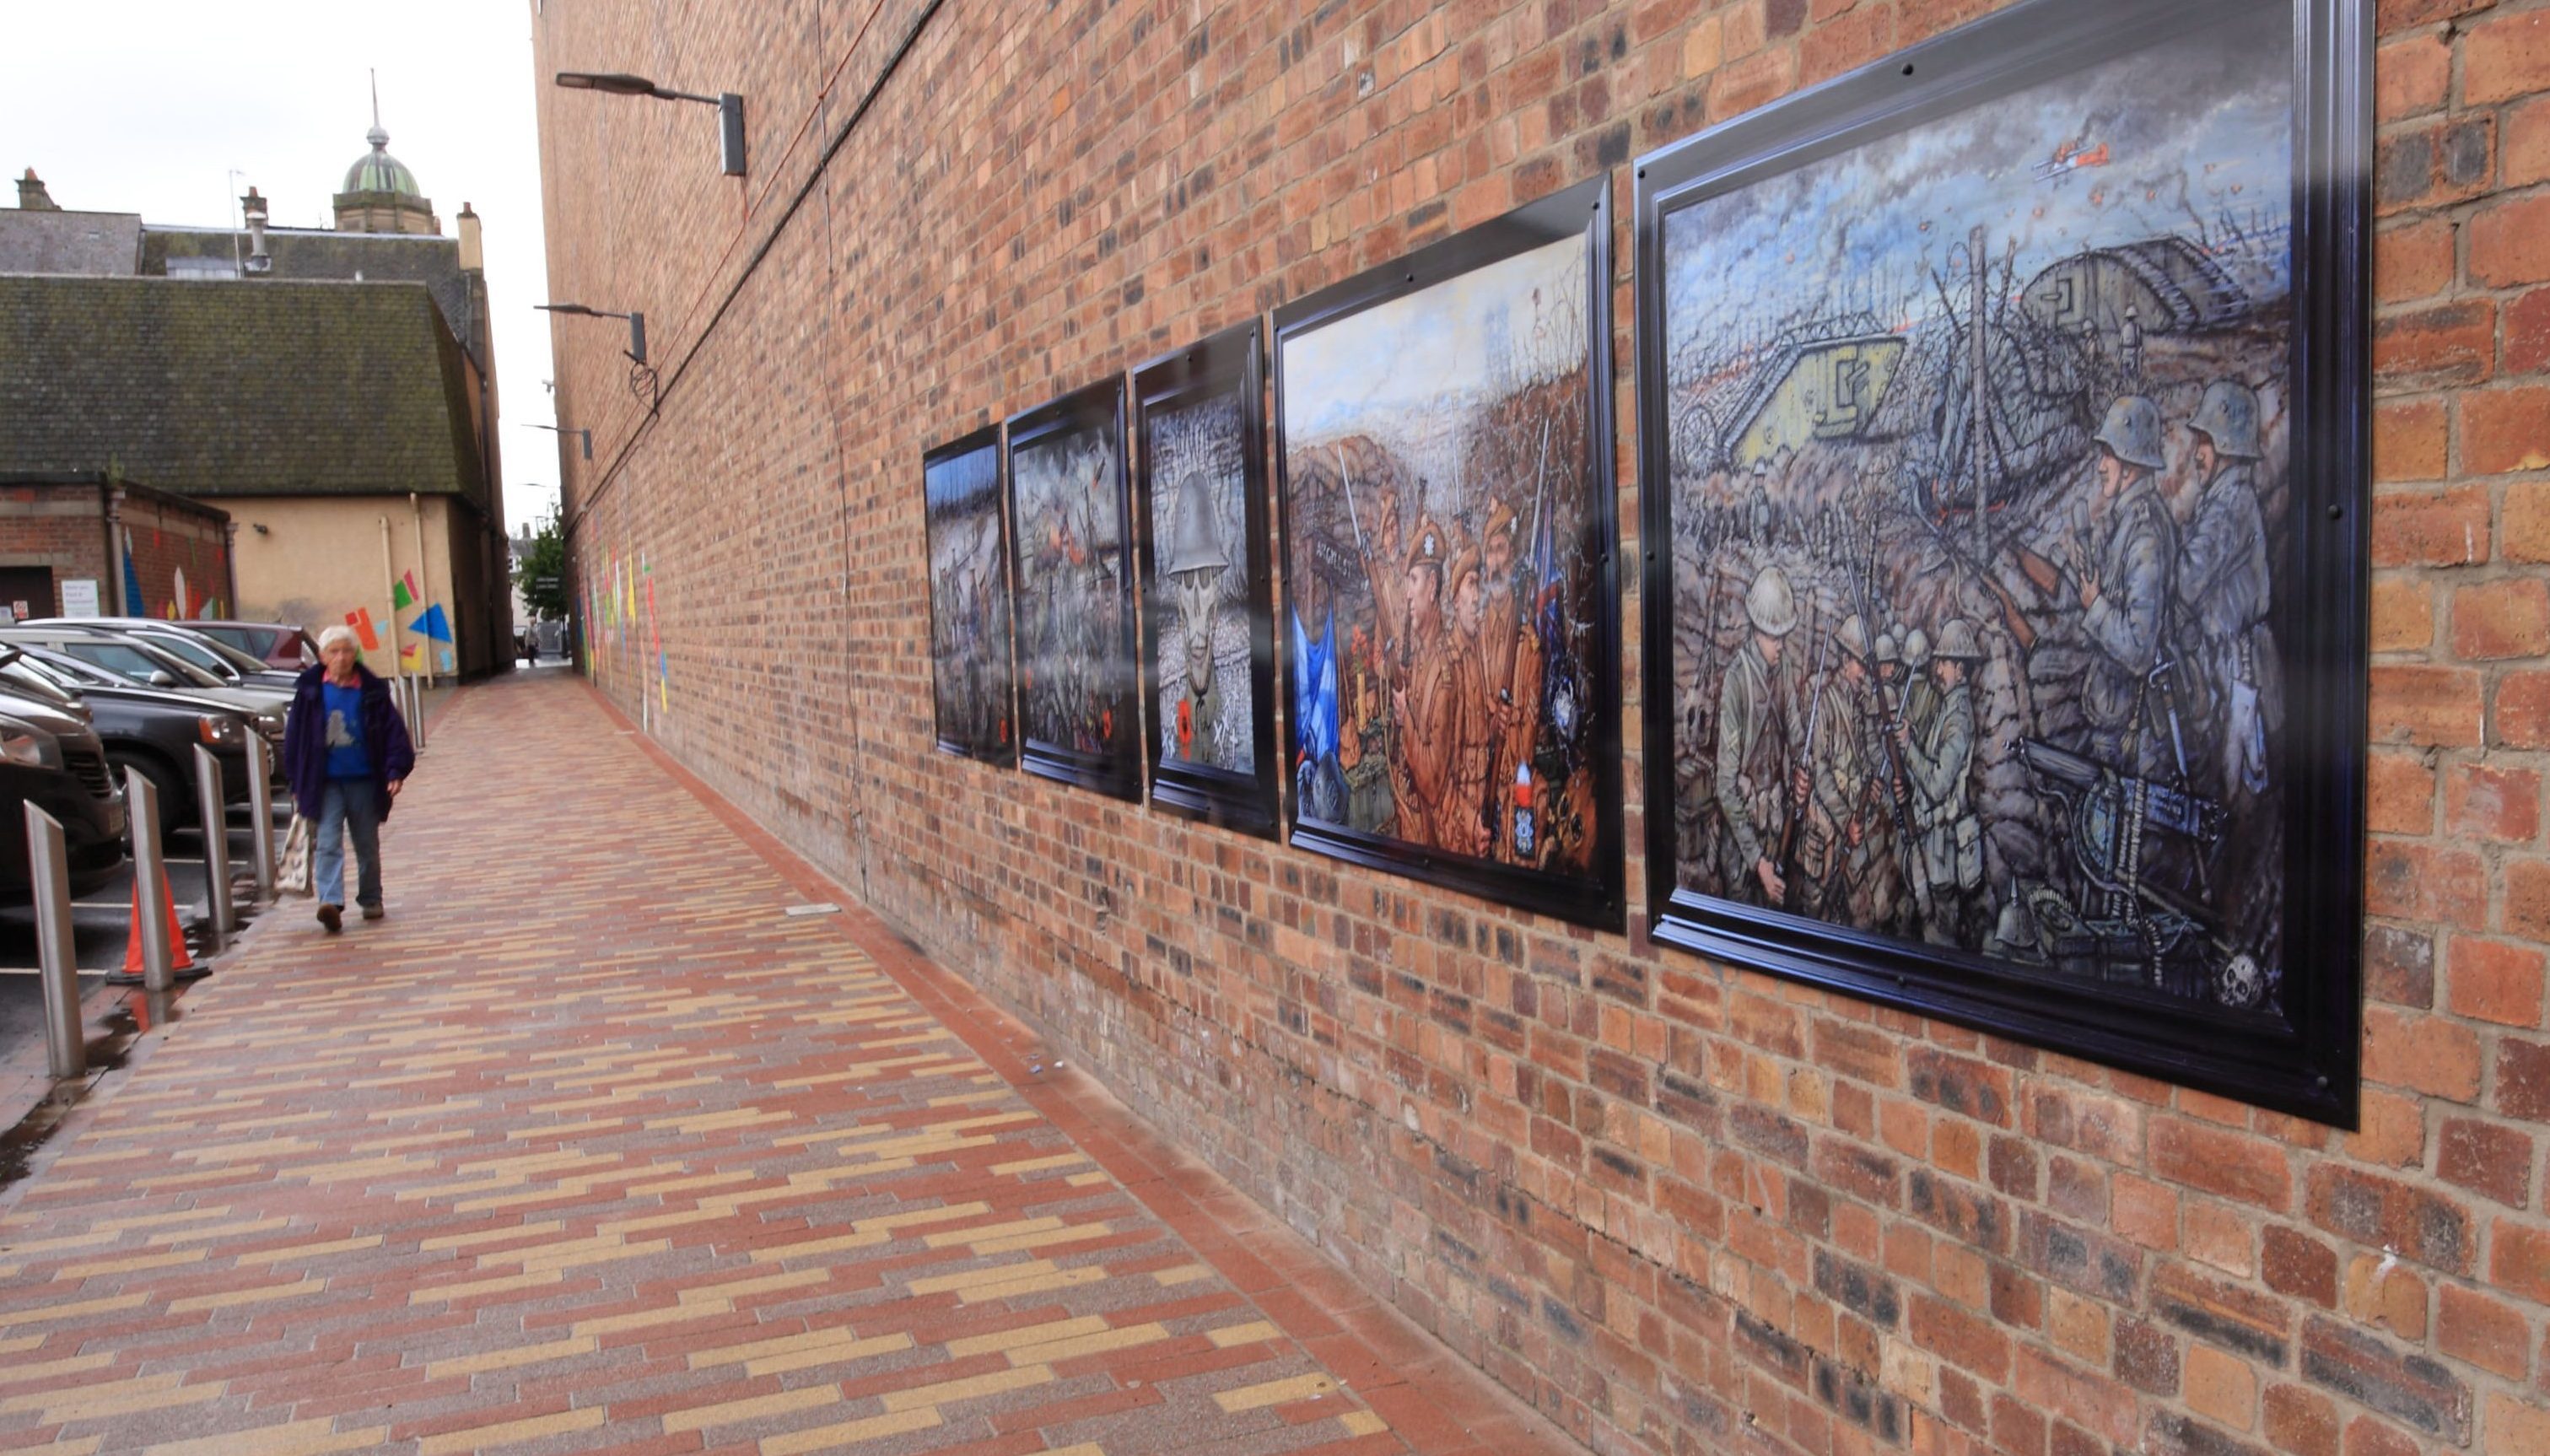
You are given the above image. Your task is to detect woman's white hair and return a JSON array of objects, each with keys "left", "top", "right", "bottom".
[{"left": 316, "top": 624, "right": 360, "bottom": 654}]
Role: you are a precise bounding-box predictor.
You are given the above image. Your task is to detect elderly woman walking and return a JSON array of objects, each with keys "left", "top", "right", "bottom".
[{"left": 283, "top": 626, "right": 416, "bottom": 933}]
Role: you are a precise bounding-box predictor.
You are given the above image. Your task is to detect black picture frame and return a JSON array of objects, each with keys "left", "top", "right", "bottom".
[
  {"left": 1005, "top": 377, "right": 1144, "bottom": 802},
  {"left": 1633, "top": 0, "right": 2367, "bottom": 1124},
  {"left": 1273, "top": 175, "right": 1625, "bottom": 930},
  {"left": 923, "top": 423, "right": 1016, "bottom": 768},
  {"left": 1133, "top": 321, "right": 1282, "bottom": 838}
]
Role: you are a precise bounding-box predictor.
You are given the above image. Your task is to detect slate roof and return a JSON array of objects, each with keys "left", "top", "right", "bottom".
[
  {"left": 0, "top": 275, "right": 486, "bottom": 504},
  {"left": 0, "top": 208, "right": 143, "bottom": 275},
  {"left": 142, "top": 226, "right": 485, "bottom": 366}
]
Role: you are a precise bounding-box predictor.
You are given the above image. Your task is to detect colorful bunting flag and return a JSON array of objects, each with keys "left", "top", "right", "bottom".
[
  {"left": 345, "top": 607, "right": 380, "bottom": 652},
  {"left": 399, "top": 641, "right": 423, "bottom": 671},
  {"left": 412, "top": 603, "right": 453, "bottom": 644},
  {"left": 391, "top": 572, "right": 414, "bottom": 611}
]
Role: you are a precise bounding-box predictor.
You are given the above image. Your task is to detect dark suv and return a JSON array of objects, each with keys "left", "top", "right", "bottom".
[{"left": 0, "top": 707, "right": 127, "bottom": 904}]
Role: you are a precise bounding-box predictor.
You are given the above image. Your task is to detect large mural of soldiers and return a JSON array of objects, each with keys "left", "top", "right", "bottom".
[
  {"left": 1280, "top": 224, "right": 1613, "bottom": 898},
  {"left": 923, "top": 435, "right": 1013, "bottom": 761},
  {"left": 1008, "top": 409, "right": 1137, "bottom": 771},
  {"left": 1658, "top": 6, "right": 2294, "bottom": 1011}
]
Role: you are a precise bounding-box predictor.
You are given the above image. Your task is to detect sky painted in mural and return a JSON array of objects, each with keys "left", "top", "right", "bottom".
[
  {"left": 925, "top": 441, "right": 1001, "bottom": 514},
  {"left": 1663, "top": 5, "right": 2294, "bottom": 356},
  {"left": 1283, "top": 233, "right": 1589, "bottom": 440}
]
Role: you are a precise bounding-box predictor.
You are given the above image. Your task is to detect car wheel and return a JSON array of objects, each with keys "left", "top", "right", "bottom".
[{"left": 105, "top": 752, "right": 190, "bottom": 845}]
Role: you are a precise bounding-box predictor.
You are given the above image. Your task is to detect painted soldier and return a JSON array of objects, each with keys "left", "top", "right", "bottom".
[
  {"left": 1480, "top": 499, "right": 1523, "bottom": 690},
  {"left": 1439, "top": 546, "right": 1496, "bottom": 858},
  {"left": 2070, "top": 395, "right": 2179, "bottom": 777},
  {"left": 1717, "top": 565, "right": 1798, "bottom": 905},
  {"left": 1163, "top": 472, "right": 1231, "bottom": 763},
  {"left": 1793, "top": 614, "right": 1876, "bottom": 924},
  {"left": 1390, "top": 517, "right": 1453, "bottom": 848},
  {"left": 2175, "top": 379, "right": 2278, "bottom": 807},
  {"left": 1891, "top": 626, "right": 1943, "bottom": 936},
  {"left": 1900, "top": 618, "right": 1987, "bottom": 947}
]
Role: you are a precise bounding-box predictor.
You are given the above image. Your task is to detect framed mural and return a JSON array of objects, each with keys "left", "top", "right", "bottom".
[
  {"left": 924, "top": 424, "right": 1016, "bottom": 766},
  {"left": 1134, "top": 321, "right": 1280, "bottom": 837},
  {"left": 1635, "top": 0, "right": 2367, "bottom": 1122},
  {"left": 1006, "top": 378, "right": 1143, "bottom": 801},
  {"left": 1275, "top": 177, "right": 1625, "bottom": 930}
]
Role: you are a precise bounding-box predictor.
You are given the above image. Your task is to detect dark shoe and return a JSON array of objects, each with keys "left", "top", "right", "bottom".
[
  {"left": 317, "top": 903, "right": 342, "bottom": 934},
  {"left": 360, "top": 903, "right": 384, "bottom": 921}
]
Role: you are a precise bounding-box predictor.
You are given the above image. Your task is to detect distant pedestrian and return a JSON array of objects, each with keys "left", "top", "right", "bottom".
[{"left": 283, "top": 626, "right": 415, "bottom": 934}]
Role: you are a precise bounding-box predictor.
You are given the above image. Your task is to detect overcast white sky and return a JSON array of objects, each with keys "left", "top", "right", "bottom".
[{"left": 5, "top": 0, "right": 561, "bottom": 529}]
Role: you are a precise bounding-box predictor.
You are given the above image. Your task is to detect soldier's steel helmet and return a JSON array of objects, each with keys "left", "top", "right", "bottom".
[
  {"left": 1746, "top": 565, "right": 1799, "bottom": 637},
  {"left": 2093, "top": 395, "right": 2165, "bottom": 471},
  {"left": 2188, "top": 380, "right": 2263, "bottom": 461},
  {"left": 1834, "top": 613, "right": 1871, "bottom": 661},
  {"left": 1163, "top": 473, "right": 1230, "bottom": 577},
  {"left": 1874, "top": 630, "right": 1900, "bottom": 666},
  {"left": 1933, "top": 618, "right": 1985, "bottom": 661},
  {"left": 1900, "top": 627, "right": 1933, "bottom": 669}
]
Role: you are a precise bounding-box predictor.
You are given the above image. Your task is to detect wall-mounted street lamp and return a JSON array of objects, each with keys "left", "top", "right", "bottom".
[
  {"left": 522, "top": 422, "right": 593, "bottom": 460},
  {"left": 554, "top": 71, "right": 746, "bottom": 176},
  {"left": 535, "top": 302, "right": 646, "bottom": 364}
]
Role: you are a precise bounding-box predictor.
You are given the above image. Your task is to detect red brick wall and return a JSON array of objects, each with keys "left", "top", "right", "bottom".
[
  {"left": 116, "top": 489, "right": 234, "bottom": 620},
  {"left": 534, "top": 3, "right": 2550, "bottom": 1453},
  {"left": 0, "top": 485, "right": 109, "bottom": 614}
]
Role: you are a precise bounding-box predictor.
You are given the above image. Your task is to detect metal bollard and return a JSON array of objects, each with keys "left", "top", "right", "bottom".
[
  {"left": 192, "top": 747, "right": 233, "bottom": 953},
  {"left": 24, "top": 805, "right": 85, "bottom": 1080},
  {"left": 408, "top": 675, "right": 428, "bottom": 752},
  {"left": 245, "top": 733, "right": 277, "bottom": 902},
  {"left": 127, "top": 766, "right": 175, "bottom": 993}
]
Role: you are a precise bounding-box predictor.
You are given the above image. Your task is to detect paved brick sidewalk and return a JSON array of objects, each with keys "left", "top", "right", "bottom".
[{"left": 0, "top": 675, "right": 1571, "bottom": 1456}]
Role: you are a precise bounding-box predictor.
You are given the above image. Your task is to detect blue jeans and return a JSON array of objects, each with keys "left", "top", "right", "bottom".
[{"left": 315, "top": 777, "right": 383, "bottom": 910}]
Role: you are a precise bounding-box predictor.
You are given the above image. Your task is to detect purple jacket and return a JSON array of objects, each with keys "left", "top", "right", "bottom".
[{"left": 282, "top": 664, "right": 417, "bottom": 817}]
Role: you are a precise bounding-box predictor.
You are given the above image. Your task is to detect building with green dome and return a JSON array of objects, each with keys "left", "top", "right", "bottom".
[{"left": 333, "top": 121, "right": 439, "bottom": 235}]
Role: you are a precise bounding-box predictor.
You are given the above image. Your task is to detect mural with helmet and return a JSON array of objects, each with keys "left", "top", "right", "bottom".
[{"left": 1658, "top": 2, "right": 2294, "bottom": 1011}]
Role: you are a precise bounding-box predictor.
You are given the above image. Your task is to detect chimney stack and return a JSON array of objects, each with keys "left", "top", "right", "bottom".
[
  {"left": 241, "top": 186, "right": 272, "bottom": 274},
  {"left": 457, "top": 201, "right": 483, "bottom": 272},
  {"left": 18, "top": 169, "right": 58, "bottom": 211}
]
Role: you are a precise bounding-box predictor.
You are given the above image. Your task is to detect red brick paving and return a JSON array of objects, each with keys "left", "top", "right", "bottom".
[{"left": 0, "top": 673, "right": 1572, "bottom": 1455}]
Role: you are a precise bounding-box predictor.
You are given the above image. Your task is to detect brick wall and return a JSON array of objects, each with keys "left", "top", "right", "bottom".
[
  {"left": 533, "top": 3, "right": 2550, "bottom": 1453},
  {"left": 115, "top": 487, "right": 234, "bottom": 620},
  {"left": 0, "top": 485, "right": 109, "bottom": 613}
]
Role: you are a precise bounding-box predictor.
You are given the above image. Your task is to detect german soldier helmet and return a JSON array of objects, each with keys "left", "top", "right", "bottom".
[
  {"left": 2093, "top": 395, "right": 2165, "bottom": 471},
  {"left": 1163, "top": 473, "right": 1229, "bottom": 577},
  {"left": 1874, "top": 630, "right": 1900, "bottom": 666},
  {"left": 2188, "top": 380, "right": 2262, "bottom": 461},
  {"left": 1900, "top": 626, "right": 1932, "bottom": 669}
]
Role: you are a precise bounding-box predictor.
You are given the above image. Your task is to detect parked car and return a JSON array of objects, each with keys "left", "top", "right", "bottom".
[
  {"left": 0, "top": 709, "right": 127, "bottom": 905},
  {"left": 2, "top": 647, "right": 270, "bottom": 837},
  {"left": 186, "top": 620, "right": 319, "bottom": 671},
  {"left": 31, "top": 617, "right": 301, "bottom": 690},
  {"left": 0, "top": 627, "right": 292, "bottom": 730}
]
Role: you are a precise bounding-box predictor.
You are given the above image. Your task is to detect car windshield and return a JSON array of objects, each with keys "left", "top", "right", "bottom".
[
  {"left": 59, "top": 638, "right": 226, "bottom": 689},
  {"left": 0, "top": 655, "right": 81, "bottom": 707},
  {"left": 137, "top": 632, "right": 240, "bottom": 680},
  {"left": 198, "top": 634, "right": 274, "bottom": 676},
  {"left": 195, "top": 625, "right": 269, "bottom": 658},
  {"left": 24, "top": 650, "right": 120, "bottom": 688}
]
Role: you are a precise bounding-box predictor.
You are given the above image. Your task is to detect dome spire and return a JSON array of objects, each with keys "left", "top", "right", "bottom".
[
  {"left": 334, "top": 71, "right": 438, "bottom": 235},
  {"left": 368, "top": 68, "right": 388, "bottom": 150}
]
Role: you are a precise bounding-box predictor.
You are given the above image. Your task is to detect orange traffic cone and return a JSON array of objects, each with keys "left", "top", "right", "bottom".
[{"left": 123, "top": 876, "right": 197, "bottom": 977}]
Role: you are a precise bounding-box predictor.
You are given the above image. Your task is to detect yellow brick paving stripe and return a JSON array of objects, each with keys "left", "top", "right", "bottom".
[{"left": 0, "top": 677, "right": 1571, "bottom": 1454}]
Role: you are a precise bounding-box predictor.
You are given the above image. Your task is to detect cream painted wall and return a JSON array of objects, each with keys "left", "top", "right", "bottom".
[{"left": 225, "top": 494, "right": 468, "bottom": 678}]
